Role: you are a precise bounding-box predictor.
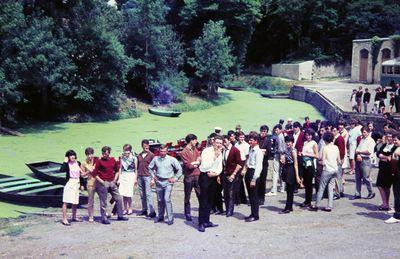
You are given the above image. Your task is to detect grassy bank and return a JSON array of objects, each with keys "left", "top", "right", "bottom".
[{"left": 0, "top": 89, "right": 324, "bottom": 217}]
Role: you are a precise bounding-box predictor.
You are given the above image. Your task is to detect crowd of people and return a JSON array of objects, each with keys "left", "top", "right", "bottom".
[
  {"left": 59, "top": 117, "right": 400, "bottom": 232},
  {"left": 350, "top": 83, "right": 400, "bottom": 114}
]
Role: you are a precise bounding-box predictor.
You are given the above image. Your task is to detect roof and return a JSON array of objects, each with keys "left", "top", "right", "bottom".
[{"left": 382, "top": 59, "right": 400, "bottom": 66}]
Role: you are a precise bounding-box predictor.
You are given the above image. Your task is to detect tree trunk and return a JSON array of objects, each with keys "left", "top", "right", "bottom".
[{"left": 207, "top": 82, "right": 218, "bottom": 100}]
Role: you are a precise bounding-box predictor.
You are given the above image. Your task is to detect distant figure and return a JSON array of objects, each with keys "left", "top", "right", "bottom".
[
  {"left": 355, "top": 86, "right": 363, "bottom": 113},
  {"left": 394, "top": 83, "right": 400, "bottom": 113},
  {"left": 285, "top": 118, "right": 293, "bottom": 131},
  {"left": 390, "top": 93, "right": 395, "bottom": 114},
  {"left": 303, "top": 116, "right": 311, "bottom": 129},
  {"left": 363, "top": 88, "right": 371, "bottom": 113},
  {"left": 373, "top": 87, "right": 381, "bottom": 114},
  {"left": 350, "top": 89, "right": 358, "bottom": 112}
]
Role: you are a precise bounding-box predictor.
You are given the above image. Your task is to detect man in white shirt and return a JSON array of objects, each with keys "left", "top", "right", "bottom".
[
  {"left": 198, "top": 135, "right": 223, "bottom": 232},
  {"left": 234, "top": 131, "right": 250, "bottom": 205},
  {"left": 242, "top": 133, "right": 264, "bottom": 222},
  {"left": 348, "top": 119, "right": 362, "bottom": 174},
  {"left": 353, "top": 126, "right": 376, "bottom": 199}
]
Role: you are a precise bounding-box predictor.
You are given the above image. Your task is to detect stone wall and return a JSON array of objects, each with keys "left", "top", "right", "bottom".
[
  {"left": 313, "top": 61, "right": 351, "bottom": 79},
  {"left": 271, "top": 61, "right": 313, "bottom": 80},
  {"left": 289, "top": 85, "right": 400, "bottom": 128}
]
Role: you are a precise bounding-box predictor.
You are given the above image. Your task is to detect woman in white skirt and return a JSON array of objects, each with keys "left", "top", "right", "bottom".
[
  {"left": 118, "top": 144, "right": 138, "bottom": 215},
  {"left": 60, "top": 150, "right": 84, "bottom": 226}
]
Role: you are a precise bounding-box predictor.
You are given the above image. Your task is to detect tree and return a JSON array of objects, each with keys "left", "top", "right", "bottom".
[{"left": 190, "top": 20, "right": 234, "bottom": 100}]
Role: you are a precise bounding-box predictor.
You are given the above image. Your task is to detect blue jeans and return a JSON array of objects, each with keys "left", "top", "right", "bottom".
[
  {"left": 355, "top": 158, "right": 374, "bottom": 196},
  {"left": 138, "top": 176, "right": 155, "bottom": 214},
  {"left": 155, "top": 181, "right": 174, "bottom": 222}
]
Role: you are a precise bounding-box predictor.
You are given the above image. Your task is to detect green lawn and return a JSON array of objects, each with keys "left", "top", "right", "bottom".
[{"left": 0, "top": 89, "right": 323, "bottom": 217}]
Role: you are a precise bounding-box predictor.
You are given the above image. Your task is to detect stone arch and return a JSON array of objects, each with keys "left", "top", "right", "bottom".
[
  {"left": 359, "top": 49, "right": 369, "bottom": 82},
  {"left": 381, "top": 48, "right": 391, "bottom": 62}
]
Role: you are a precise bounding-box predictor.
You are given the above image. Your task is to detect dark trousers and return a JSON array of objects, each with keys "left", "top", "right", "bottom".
[
  {"left": 393, "top": 172, "right": 400, "bottom": 219},
  {"left": 184, "top": 175, "right": 200, "bottom": 216},
  {"left": 315, "top": 163, "right": 323, "bottom": 193},
  {"left": 96, "top": 181, "right": 123, "bottom": 221},
  {"left": 245, "top": 169, "right": 260, "bottom": 219},
  {"left": 258, "top": 158, "right": 269, "bottom": 202},
  {"left": 198, "top": 173, "right": 216, "bottom": 224},
  {"left": 303, "top": 165, "right": 314, "bottom": 204},
  {"left": 395, "top": 95, "right": 400, "bottom": 113},
  {"left": 235, "top": 168, "right": 247, "bottom": 204},
  {"left": 212, "top": 177, "right": 223, "bottom": 212},
  {"left": 285, "top": 182, "right": 295, "bottom": 210},
  {"left": 221, "top": 173, "right": 238, "bottom": 215}
]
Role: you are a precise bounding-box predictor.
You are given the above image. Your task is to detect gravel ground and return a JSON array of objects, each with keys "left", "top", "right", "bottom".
[{"left": 0, "top": 167, "right": 399, "bottom": 259}]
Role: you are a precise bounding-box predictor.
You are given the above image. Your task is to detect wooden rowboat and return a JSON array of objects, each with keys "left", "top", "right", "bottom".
[
  {"left": 260, "top": 93, "right": 290, "bottom": 99},
  {"left": 148, "top": 108, "right": 181, "bottom": 117},
  {"left": 0, "top": 174, "right": 88, "bottom": 207},
  {"left": 26, "top": 161, "right": 66, "bottom": 185}
]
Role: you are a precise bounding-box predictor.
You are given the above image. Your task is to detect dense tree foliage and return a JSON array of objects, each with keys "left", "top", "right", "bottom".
[{"left": 0, "top": 0, "right": 399, "bottom": 125}]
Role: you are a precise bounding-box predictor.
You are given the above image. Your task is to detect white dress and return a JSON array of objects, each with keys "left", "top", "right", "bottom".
[
  {"left": 118, "top": 155, "right": 137, "bottom": 198},
  {"left": 62, "top": 162, "right": 81, "bottom": 205}
]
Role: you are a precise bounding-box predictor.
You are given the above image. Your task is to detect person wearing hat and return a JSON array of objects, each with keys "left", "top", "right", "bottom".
[
  {"left": 285, "top": 118, "right": 293, "bottom": 131},
  {"left": 214, "top": 127, "right": 222, "bottom": 135}
]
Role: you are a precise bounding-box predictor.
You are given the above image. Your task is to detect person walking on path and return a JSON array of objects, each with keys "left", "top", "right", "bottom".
[
  {"left": 198, "top": 135, "right": 223, "bottom": 232},
  {"left": 93, "top": 146, "right": 128, "bottom": 224},
  {"left": 363, "top": 88, "right": 371, "bottom": 113},
  {"left": 279, "top": 135, "right": 301, "bottom": 214},
  {"left": 242, "top": 133, "right": 264, "bottom": 222},
  {"left": 180, "top": 134, "right": 201, "bottom": 221},
  {"left": 220, "top": 135, "right": 243, "bottom": 217},
  {"left": 149, "top": 145, "right": 183, "bottom": 225},
  {"left": 353, "top": 127, "right": 376, "bottom": 200},
  {"left": 137, "top": 139, "right": 156, "bottom": 218}
]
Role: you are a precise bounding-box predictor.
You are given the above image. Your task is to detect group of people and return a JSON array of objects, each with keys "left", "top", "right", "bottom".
[
  {"left": 350, "top": 83, "right": 400, "bottom": 114},
  {"left": 60, "top": 116, "right": 400, "bottom": 231}
]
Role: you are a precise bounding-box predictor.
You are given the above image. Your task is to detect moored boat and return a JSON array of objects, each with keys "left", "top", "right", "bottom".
[
  {"left": 26, "top": 161, "right": 66, "bottom": 185},
  {"left": 148, "top": 108, "right": 181, "bottom": 117}
]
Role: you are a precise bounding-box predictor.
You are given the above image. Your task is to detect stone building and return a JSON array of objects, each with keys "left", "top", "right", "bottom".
[{"left": 351, "top": 37, "right": 395, "bottom": 84}]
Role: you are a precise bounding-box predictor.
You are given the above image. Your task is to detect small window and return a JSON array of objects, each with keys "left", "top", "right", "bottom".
[
  {"left": 395, "top": 66, "right": 400, "bottom": 74},
  {"left": 387, "top": 66, "right": 394, "bottom": 74},
  {"left": 382, "top": 66, "right": 386, "bottom": 74}
]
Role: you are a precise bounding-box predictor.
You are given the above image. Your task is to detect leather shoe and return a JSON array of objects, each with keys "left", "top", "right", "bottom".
[
  {"left": 309, "top": 206, "right": 318, "bottom": 211},
  {"left": 299, "top": 202, "right": 311, "bottom": 208},
  {"left": 340, "top": 192, "right": 345, "bottom": 198},
  {"left": 279, "top": 209, "right": 291, "bottom": 214},
  {"left": 245, "top": 217, "right": 259, "bottom": 222},
  {"left": 333, "top": 195, "right": 340, "bottom": 200},
  {"left": 185, "top": 215, "right": 193, "bottom": 221},
  {"left": 244, "top": 215, "right": 253, "bottom": 220},
  {"left": 117, "top": 217, "right": 129, "bottom": 221},
  {"left": 101, "top": 220, "right": 111, "bottom": 225},
  {"left": 366, "top": 193, "right": 376, "bottom": 199},
  {"left": 198, "top": 224, "right": 205, "bottom": 232},
  {"left": 204, "top": 222, "right": 218, "bottom": 228},
  {"left": 147, "top": 212, "right": 156, "bottom": 218},
  {"left": 351, "top": 195, "right": 362, "bottom": 200},
  {"left": 154, "top": 217, "right": 164, "bottom": 223},
  {"left": 137, "top": 211, "right": 148, "bottom": 216},
  {"left": 226, "top": 212, "right": 233, "bottom": 217},
  {"left": 167, "top": 221, "right": 174, "bottom": 225}
]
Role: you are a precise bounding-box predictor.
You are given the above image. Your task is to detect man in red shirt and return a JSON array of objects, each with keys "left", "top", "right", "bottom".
[
  {"left": 332, "top": 126, "right": 346, "bottom": 198},
  {"left": 180, "top": 134, "right": 201, "bottom": 221},
  {"left": 93, "top": 146, "right": 128, "bottom": 224},
  {"left": 220, "top": 135, "right": 243, "bottom": 217}
]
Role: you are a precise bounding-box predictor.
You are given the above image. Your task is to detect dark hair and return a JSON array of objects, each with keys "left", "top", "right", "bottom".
[
  {"left": 248, "top": 133, "right": 259, "bottom": 143},
  {"left": 227, "top": 130, "right": 235, "bottom": 136},
  {"left": 293, "top": 122, "right": 302, "bottom": 129},
  {"left": 322, "top": 132, "right": 334, "bottom": 143},
  {"left": 260, "top": 125, "right": 269, "bottom": 132},
  {"left": 393, "top": 131, "right": 400, "bottom": 140},
  {"left": 279, "top": 119, "right": 284, "bottom": 124},
  {"left": 141, "top": 139, "right": 149, "bottom": 146},
  {"left": 101, "top": 146, "right": 111, "bottom": 154},
  {"left": 85, "top": 147, "right": 94, "bottom": 156},
  {"left": 273, "top": 124, "right": 282, "bottom": 130},
  {"left": 214, "top": 135, "right": 223, "bottom": 142},
  {"left": 315, "top": 119, "right": 321, "bottom": 124},
  {"left": 361, "top": 126, "right": 370, "bottom": 133},
  {"left": 349, "top": 119, "right": 357, "bottom": 125},
  {"left": 65, "top": 149, "right": 77, "bottom": 159},
  {"left": 305, "top": 116, "right": 310, "bottom": 121},
  {"left": 337, "top": 120, "right": 346, "bottom": 126},
  {"left": 123, "top": 144, "right": 132, "bottom": 152},
  {"left": 284, "top": 135, "right": 294, "bottom": 143},
  {"left": 208, "top": 133, "right": 217, "bottom": 139},
  {"left": 305, "top": 129, "right": 315, "bottom": 136},
  {"left": 159, "top": 144, "right": 168, "bottom": 150},
  {"left": 237, "top": 130, "right": 245, "bottom": 137},
  {"left": 222, "top": 134, "right": 230, "bottom": 140},
  {"left": 185, "top": 134, "right": 197, "bottom": 144}
]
